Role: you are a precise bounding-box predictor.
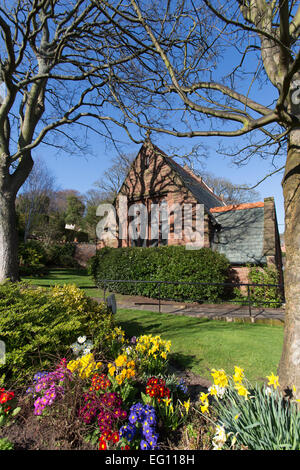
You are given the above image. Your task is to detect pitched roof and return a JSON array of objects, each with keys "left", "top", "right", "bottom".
[
  {"left": 210, "top": 201, "right": 264, "bottom": 213},
  {"left": 116, "top": 141, "right": 224, "bottom": 213},
  {"left": 165, "top": 157, "right": 225, "bottom": 211},
  {"left": 210, "top": 203, "right": 266, "bottom": 265}
]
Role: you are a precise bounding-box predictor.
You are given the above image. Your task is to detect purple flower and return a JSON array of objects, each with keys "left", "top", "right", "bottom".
[
  {"left": 33, "top": 372, "right": 48, "bottom": 383},
  {"left": 123, "top": 403, "right": 159, "bottom": 449},
  {"left": 145, "top": 432, "right": 159, "bottom": 446},
  {"left": 140, "top": 440, "right": 151, "bottom": 450},
  {"left": 119, "top": 423, "right": 136, "bottom": 442}
]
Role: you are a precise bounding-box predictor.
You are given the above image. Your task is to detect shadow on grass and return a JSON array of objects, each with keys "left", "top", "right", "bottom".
[
  {"left": 116, "top": 319, "right": 201, "bottom": 372},
  {"left": 169, "top": 352, "right": 200, "bottom": 372},
  {"left": 23, "top": 267, "right": 98, "bottom": 289},
  {"left": 116, "top": 320, "right": 161, "bottom": 338}
]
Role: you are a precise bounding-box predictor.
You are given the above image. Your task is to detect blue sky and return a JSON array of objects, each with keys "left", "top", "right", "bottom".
[
  {"left": 36, "top": 129, "right": 286, "bottom": 233},
  {"left": 31, "top": 4, "right": 287, "bottom": 234}
]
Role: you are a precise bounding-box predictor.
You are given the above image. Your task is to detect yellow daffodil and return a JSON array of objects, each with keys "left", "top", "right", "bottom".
[
  {"left": 266, "top": 372, "right": 280, "bottom": 389},
  {"left": 199, "top": 392, "right": 210, "bottom": 413},
  {"left": 199, "top": 392, "right": 209, "bottom": 403},
  {"left": 211, "top": 369, "right": 228, "bottom": 388},
  {"left": 233, "top": 366, "right": 245, "bottom": 384},
  {"left": 235, "top": 383, "right": 250, "bottom": 399},
  {"left": 200, "top": 401, "right": 209, "bottom": 414},
  {"left": 67, "top": 353, "right": 101, "bottom": 379},
  {"left": 163, "top": 397, "right": 172, "bottom": 407},
  {"left": 209, "top": 385, "right": 218, "bottom": 396},
  {"left": 183, "top": 399, "right": 191, "bottom": 414}
]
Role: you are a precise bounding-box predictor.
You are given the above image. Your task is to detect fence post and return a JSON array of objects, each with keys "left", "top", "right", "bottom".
[
  {"left": 158, "top": 282, "right": 161, "bottom": 313},
  {"left": 247, "top": 284, "right": 252, "bottom": 318}
]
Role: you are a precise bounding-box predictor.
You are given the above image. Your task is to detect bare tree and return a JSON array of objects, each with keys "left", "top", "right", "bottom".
[
  {"left": 93, "top": 0, "right": 300, "bottom": 396},
  {"left": 17, "top": 158, "right": 56, "bottom": 242},
  {"left": 0, "top": 0, "right": 172, "bottom": 281},
  {"left": 1, "top": 0, "right": 300, "bottom": 395},
  {"left": 93, "top": 153, "right": 134, "bottom": 200},
  {"left": 198, "top": 172, "right": 261, "bottom": 204}
]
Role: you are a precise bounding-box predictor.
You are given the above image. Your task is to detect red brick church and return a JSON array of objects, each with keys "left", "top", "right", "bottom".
[{"left": 102, "top": 140, "right": 283, "bottom": 285}]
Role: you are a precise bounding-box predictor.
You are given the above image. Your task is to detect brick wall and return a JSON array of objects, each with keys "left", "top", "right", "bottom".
[
  {"left": 263, "top": 197, "right": 284, "bottom": 290},
  {"left": 74, "top": 243, "right": 97, "bottom": 267},
  {"left": 114, "top": 141, "right": 209, "bottom": 248}
]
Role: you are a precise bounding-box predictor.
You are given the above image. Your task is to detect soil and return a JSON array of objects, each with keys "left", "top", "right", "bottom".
[
  {"left": 0, "top": 367, "right": 211, "bottom": 450},
  {"left": 168, "top": 361, "right": 211, "bottom": 402}
]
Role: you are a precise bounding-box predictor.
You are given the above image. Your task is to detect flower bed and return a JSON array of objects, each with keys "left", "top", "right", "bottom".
[{"left": 1, "top": 325, "right": 300, "bottom": 450}]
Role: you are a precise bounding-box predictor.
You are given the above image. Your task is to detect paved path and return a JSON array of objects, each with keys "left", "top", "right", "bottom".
[{"left": 103, "top": 294, "right": 285, "bottom": 324}]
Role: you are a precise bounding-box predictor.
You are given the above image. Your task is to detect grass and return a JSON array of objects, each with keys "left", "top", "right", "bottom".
[
  {"left": 22, "top": 267, "right": 126, "bottom": 301},
  {"left": 23, "top": 267, "right": 284, "bottom": 385},
  {"left": 115, "top": 308, "right": 284, "bottom": 385}
]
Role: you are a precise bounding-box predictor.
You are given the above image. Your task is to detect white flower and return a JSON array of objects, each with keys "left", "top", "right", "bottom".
[
  {"left": 77, "top": 336, "right": 87, "bottom": 344},
  {"left": 71, "top": 342, "right": 83, "bottom": 356},
  {"left": 209, "top": 384, "right": 226, "bottom": 399},
  {"left": 212, "top": 424, "right": 227, "bottom": 450}
]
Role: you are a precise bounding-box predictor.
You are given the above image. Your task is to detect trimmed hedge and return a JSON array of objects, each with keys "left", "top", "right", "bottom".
[{"left": 88, "top": 246, "right": 231, "bottom": 303}]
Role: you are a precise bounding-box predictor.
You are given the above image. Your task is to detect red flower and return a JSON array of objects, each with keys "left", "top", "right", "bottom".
[
  {"left": 99, "top": 440, "right": 107, "bottom": 450},
  {"left": 145, "top": 378, "right": 170, "bottom": 402},
  {"left": 112, "top": 432, "right": 120, "bottom": 443},
  {"left": 0, "top": 390, "right": 14, "bottom": 404}
]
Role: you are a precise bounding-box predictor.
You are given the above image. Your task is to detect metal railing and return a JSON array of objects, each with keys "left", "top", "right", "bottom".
[{"left": 97, "top": 279, "right": 284, "bottom": 318}]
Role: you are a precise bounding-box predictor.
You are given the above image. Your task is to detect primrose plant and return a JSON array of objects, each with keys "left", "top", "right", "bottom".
[{"left": 71, "top": 336, "right": 94, "bottom": 357}]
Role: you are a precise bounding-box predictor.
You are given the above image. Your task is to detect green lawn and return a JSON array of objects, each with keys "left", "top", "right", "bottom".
[
  {"left": 23, "top": 268, "right": 284, "bottom": 385},
  {"left": 22, "top": 267, "right": 125, "bottom": 301},
  {"left": 116, "top": 308, "right": 284, "bottom": 385}
]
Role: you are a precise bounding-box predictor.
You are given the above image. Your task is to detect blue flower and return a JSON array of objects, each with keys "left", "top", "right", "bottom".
[
  {"left": 33, "top": 372, "right": 47, "bottom": 383},
  {"left": 144, "top": 414, "right": 156, "bottom": 427},
  {"left": 140, "top": 439, "right": 151, "bottom": 450},
  {"left": 126, "top": 403, "right": 159, "bottom": 449},
  {"left": 142, "top": 425, "right": 154, "bottom": 438},
  {"left": 178, "top": 378, "right": 188, "bottom": 394},
  {"left": 145, "top": 432, "right": 159, "bottom": 446},
  {"left": 120, "top": 423, "right": 136, "bottom": 442}
]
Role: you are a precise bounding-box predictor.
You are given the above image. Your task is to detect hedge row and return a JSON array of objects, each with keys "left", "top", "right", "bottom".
[
  {"left": 88, "top": 246, "right": 231, "bottom": 303},
  {"left": 18, "top": 240, "right": 78, "bottom": 275}
]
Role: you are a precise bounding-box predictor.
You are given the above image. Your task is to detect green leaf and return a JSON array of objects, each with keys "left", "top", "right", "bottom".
[{"left": 12, "top": 407, "right": 21, "bottom": 417}]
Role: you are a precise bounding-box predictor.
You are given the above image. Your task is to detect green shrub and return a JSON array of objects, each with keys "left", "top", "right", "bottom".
[
  {"left": 18, "top": 241, "right": 79, "bottom": 273},
  {"left": 0, "top": 282, "right": 113, "bottom": 385},
  {"left": 44, "top": 243, "right": 78, "bottom": 267},
  {"left": 233, "top": 265, "right": 283, "bottom": 308},
  {"left": 248, "top": 265, "right": 283, "bottom": 307},
  {"left": 18, "top": 240, "right": 47, "bottom": 275},
  {"left": 89, "top": 246, "right": 231, "bottom": 303}
]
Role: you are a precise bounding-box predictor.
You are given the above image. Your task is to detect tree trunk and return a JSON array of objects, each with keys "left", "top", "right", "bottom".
[
  {"left": 278, "top": 127, "right": 300, "bottom": 399},
  {"left": 0, "top": 190, "right": 20, "bottom": 282}
]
